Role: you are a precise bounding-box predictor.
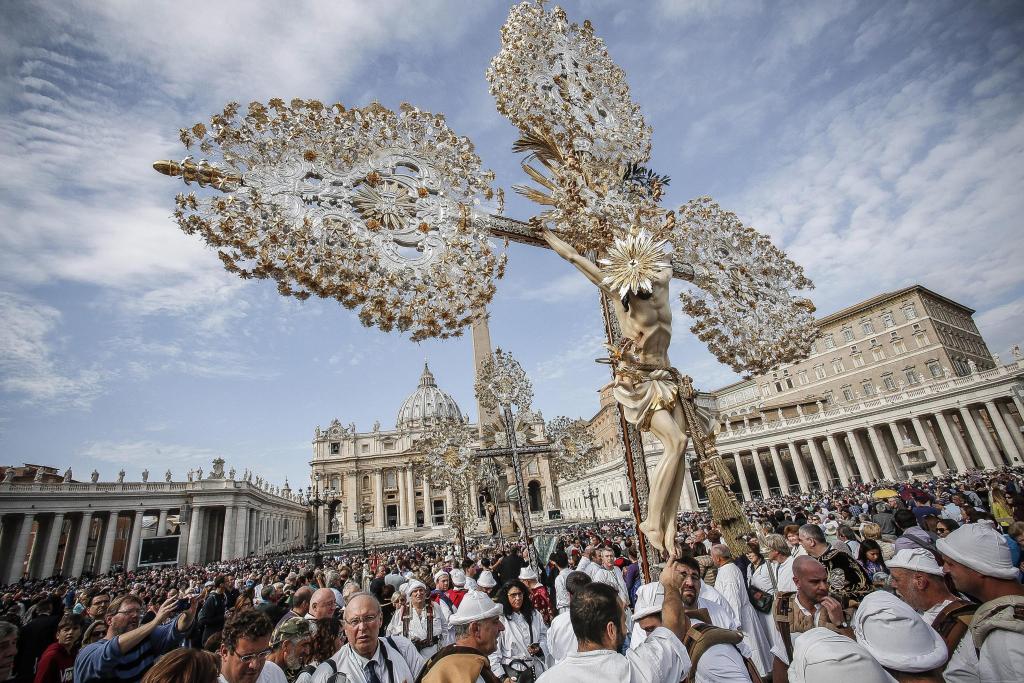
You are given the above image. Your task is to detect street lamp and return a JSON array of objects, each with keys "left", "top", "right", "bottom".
[
  {"left": 305, "top": 472, "right": 337, "bottom": 568},
  {"left": 353, "top": 503, "right": 372, "bottom": 578},
  {"left": 582, "top": 483, "right": 599, "bottom": 524}
]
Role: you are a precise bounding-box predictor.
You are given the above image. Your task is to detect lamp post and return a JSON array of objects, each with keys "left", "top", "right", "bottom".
[
  {"left": 353, "top": 504, "right": 371, "bottom": 570},
  {"left": 305, "top": 472, "right": 337, "bottom": 568},
  {"left": 583, "top": 483, "right": 599, "bottom": 524}
]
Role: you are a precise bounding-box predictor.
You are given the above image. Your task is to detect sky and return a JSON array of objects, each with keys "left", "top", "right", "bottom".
[{"left": 1, "top": 0, "right": 1022, "bottom": 490}]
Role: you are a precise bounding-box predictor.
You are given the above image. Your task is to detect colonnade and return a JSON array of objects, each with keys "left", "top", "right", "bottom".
[{"left": 718, "top": 396, "right": 1023, "bottom": 500}]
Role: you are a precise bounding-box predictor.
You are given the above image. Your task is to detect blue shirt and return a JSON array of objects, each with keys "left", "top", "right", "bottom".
[{"left": 73, "top": 620, "right": 184, "bottom": 683}]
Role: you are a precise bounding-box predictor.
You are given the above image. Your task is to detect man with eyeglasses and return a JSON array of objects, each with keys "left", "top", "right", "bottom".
[
  {"left": 74, "top": 592, "right": 200, "bottom": 683},
  {"left": 310, "top": 592, "right": 424, "bottom": 683},
  {"left": 219, "top": 610, "right": 287, "bottom": 683}
]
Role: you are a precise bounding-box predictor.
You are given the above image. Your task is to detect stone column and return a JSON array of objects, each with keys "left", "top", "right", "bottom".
[
  {"left": 5, "top": 513, "right": 36, "bottom": 584},
  {"left": 38, "top": 513, "right": 65, "bottom": 579},
  {"left": 187, "top": 506, "right": 204, "bottom": 564},
  {"left": 177, "top": 509, "right": 191, "bottom": 565},
  {"left": 985, "top": 400, "right": 1022, "bottom": 462},
  {"left": 935, "top": 413, "right": 969, "bottom": 471},
  {"left": 406, "top": 467, "right": 416, "bottom": 526},
  {"left": 786, "top": 442, "right": 811, "bottom": 492},
  {"left": 997, "top": 402, "right": 1024, "bottom": 455},
  {"left": 959, "top": 406, "right": 997, "bottom": 469},
  {"left": 731, "top": 452, "right": 752, "bottom": 501},
  {"left": 125, "top": 511, "right": 144, "bottom": 571},
  {"left": 842, "top": 430, "right": 873, "bottom": 482},
  {"left": 422, "top": 477, "right": 433, "bottom": 527},
  {"left": 70, "top": 513, "right": 93, "bottom": 577},
  {"left": 234, "top": 506, "right": 249, "bottom": 558},
  {"left": 750, "top": 448, "right": 770, "bottom": 498},
  {"left": 373, "top": 470, "right": 384, "bottom": 528},
  {"left": 97, "top": 512, "right": 119, "bottom": 574},
  {"left": 221, "top": 506, "right": 236, "bottom": 561},
  {"left": 866, "top": 426, "right": 897, "bottom": 480},
  {"left": 398, "top": 471, "right": 410, "bottom": 527},
  {"left": 970, "top": 407, "right": 1004, "bottom": 467},
  {"left": 157, "top": 510, "right": 168, "bottom": 537},
  {"left": 911, "top": 416, "right": 946, "bottom": 474},
  {"left": 824, "top": 434, "right": 851, "bottom": 486},
  {"left": 768, "top": 445, "right": 791, "bottom": 493},
  {"left": 805, "top": 438, "right": 832, "bottom": 489}
]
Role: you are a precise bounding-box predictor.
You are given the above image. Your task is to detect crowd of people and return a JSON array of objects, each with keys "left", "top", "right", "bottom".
[{"left": 1, "top": 465, "right": 1023, "bottom": 682}]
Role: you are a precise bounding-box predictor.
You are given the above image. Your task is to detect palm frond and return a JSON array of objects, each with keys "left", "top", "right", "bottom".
[
  {"left": 521, "top": 162, "right": 557, "bottom": 191},
  {"left": 512, "top": 129, "right": 564, "bottom": 166},
  {"left": 512, "top": 184, "right": 557, "bottom": 206}
]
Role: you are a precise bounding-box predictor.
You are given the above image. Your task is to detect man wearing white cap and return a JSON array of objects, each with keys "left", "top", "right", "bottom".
[
  {"left": 418, "top": 591, "right": 505, "bottom": 683},
  {"left": 629, "top": 556, "right": 755, "bottom": 682},
  {"left": 476, "top": 571, "right": 497, "bottom": 597},
  {"left": 520, "top": 566, "right": 554, "bottom": 625},
  {"left": 888, "top": 548, "right": 979, "bottom": 682},
  {"left": 853, "top": 590, "right": 947, "bottom": 680},
  {"left": 548, "top": 571, "right": 590, "bottom": 665},
  {"left": 386, "top": 580, "right": 451, "bottom": 659},
  {"left": 788, "top": 628, "right": 895, "bottom": 683},
  {"left": 537, "top": 558, "right": 690, "bottom": 683},
  {"left": 937, "top": 522, "right": 1024, "bottom": 683}
]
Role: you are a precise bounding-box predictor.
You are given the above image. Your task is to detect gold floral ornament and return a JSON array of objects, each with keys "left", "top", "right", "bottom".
[
  {"left": 597, "top": 228, "right": 670, "bottom": 298},
  {"left": 673, "top": 196, "right": 818, "bottom": 376},
  {"left": 418, "top": 419, "right": 478, "bottom": 534},
  {"left": 474, "top": 348, "right": 534, "bottom": 413},
  {"left": 154, "top": 99, "right": 506, "bottom": 342},
  {"left": 488, "top": 1, "right": 662, "bottom": 254},
  {"left": 545, "top": 416, "right": 600, "bottom": 482}
]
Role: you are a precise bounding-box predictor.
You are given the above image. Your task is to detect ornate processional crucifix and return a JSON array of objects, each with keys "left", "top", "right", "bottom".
[{"left": 151, "top": 2, "right": 818, "bottom": 577}]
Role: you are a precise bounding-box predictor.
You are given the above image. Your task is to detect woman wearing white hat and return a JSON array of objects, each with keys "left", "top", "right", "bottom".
[
  {"left": 386, "top": 580, "right": 452, "bottom": 659},
  {"left": 490, "top": 579, "right": 549, "bottom": 680}
]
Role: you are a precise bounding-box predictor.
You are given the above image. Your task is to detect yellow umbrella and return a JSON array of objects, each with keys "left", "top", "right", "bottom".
[{"left": 872, "top": 488, "right": 899, "bottom": 499}]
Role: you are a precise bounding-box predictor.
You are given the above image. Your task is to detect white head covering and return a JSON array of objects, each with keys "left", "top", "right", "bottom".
[
  {"left": 450, "top": 569, "right": 467, "bottom": 587},
  {"left": 632, "top": 583, "right": 664, "bottom": 620},
  {"left": 402, "top": 579, "right": 427, "bottom": 597},
  {"left": 434, "top": 570, "right": 450, "bottom": 583},
  {"left": 936, "top": 522, "right": 1018, "bottom": 580},
  {"left": 789, "top": 628, "right": 896, "bottom": 683},
  {"left": 887, "top": 548, "right": 944, "bottom": 576},
  {"left": 518, "top": 566, "right": 539, "bottom": 582},
  {"left": 477, "top": 570, "right": 497, "bottom": 588},
  {"left": 853, "top": 590, "right": 946, "bottom": 673},
  {"left": 448, "top": 591, "right": 502, "bottom": 625}
]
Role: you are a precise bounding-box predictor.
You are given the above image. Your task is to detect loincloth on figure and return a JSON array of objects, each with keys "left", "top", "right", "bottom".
[{"left": 603, "top": 339, "right": 689, "bottom": 432}]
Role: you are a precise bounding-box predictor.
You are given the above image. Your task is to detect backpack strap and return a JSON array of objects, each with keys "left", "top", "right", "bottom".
[
  {"left": 930, "top": 599, "right": 978, "bottom": 670},
  {"left": 773, "top": 592, "right": 795, "bottom": 662},
  {"left": 684, "top": 607, "right": 712, "bottom": 625}
]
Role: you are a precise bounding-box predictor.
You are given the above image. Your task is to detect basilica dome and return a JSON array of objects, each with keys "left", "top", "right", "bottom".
[{"left": 396, "top": 363, "right": 465, "bottom": 430}]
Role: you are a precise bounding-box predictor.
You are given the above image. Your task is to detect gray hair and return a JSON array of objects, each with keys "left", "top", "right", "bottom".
[
  {"left": 798, "top": 523, "right": 826, "bottom": 544},
  {"left": 710, "top": 544, "right": 733, "bottom": 560},
  {"left": 0, "top": 620, "right": 17, "bottom": 640},
  {"left": 453, "top": 622, "right": 473, "bottom": 639},
  {"left": 764, "top": 534, "right": 790, "bottom": 557},
  {"left": 325, "top": 570, "right": 341, "bottom": 587}
]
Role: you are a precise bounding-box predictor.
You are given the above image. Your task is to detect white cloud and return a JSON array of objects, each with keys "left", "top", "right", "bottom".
[
  {"left": 0, "top": 293, "right": 107, "bottom": 409},
  {"left": 80, "top": 439, "right": 218, "bottom": 468}
]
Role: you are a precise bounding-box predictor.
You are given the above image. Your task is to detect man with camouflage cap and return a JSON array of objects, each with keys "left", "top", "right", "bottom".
[{"left": 268, "top": 617, "right": 315, "bottom": 682}]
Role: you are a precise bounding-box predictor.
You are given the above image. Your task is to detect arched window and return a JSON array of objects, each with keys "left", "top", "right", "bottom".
[{"left": 362, "top": 475, "right": 370, "bottom": 492}]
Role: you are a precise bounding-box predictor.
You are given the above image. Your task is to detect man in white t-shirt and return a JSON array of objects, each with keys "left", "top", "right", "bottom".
[{"left": 537, "top": 558, "right": 690, "bottom": 683}]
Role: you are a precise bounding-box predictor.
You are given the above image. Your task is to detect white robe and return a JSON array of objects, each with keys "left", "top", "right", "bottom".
[
  {"left": 548, "top": 611, "right": 578, "bottom": 665},
  {"left": 385, "top": 602, "right": 451, "bottom": 660},
  {"left": 538, "top": 626, "right": 689, "bottom": 683},
  {"left": 554, "top": 568, "right": 572, "bottom": 614},
  {"left": 490, "top": 611, "right": 549, "bottom": 678},
  {"left": 713, "top": 562, "right": 773, "bottom": 677}
]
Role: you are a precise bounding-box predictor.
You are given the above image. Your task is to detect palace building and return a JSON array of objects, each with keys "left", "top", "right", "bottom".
[{"left": 558, "top": 285, "right": 1024, "bottom": 518}]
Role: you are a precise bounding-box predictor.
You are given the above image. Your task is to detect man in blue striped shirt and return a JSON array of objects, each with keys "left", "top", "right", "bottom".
[{"left": 74, "top": 591, "right": 200, "bottom": 683}]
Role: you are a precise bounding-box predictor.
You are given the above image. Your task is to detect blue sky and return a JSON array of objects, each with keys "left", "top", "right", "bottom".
[{"left": 1, "top": 0, "right": 1022, "bottom": 489}]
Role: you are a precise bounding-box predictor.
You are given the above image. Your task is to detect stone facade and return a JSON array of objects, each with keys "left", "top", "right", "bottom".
[
  {"left": 0, "top": 464, "right": 308, "bottom": 583},
  {"left": 558, "top": 285, "right": 1024, "bottom": 517},
  {"left": 309, "top": 363, "right": 561, "bottom": 545}
]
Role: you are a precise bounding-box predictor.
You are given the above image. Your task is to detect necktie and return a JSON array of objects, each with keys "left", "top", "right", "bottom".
[{"left": 365, "top": 660, "right": 382, "bottom": 683}]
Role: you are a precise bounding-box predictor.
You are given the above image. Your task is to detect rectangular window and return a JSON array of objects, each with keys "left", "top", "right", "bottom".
[
  {"left": 330, "top": 442, "right": 340, "bottom": 455},
  {"left": 905, "top": 369, "right": 919, "bottom": 385},
  {"left": 842, "top": 328, "right": 855, "bottom": 343},
  {"left": 798, "top": 371, "right": 809, "bottom": 385},
  {"left": 893, "top": 339, "right": 907, "bottom": 354},
  {"left": 882, "top": 312, "right": 896, "bottom": 328},
  {"left": 775, "top": 381, "right": 783, "bottom": 393},
  {"left": 927, "top": 361, "right": 942, "bottom": 378},
  {"left": 852, "top": 354, "right": 865, "bottom": 368},
  {"left": 824, "top": 390, "right": 835, "bottom": 405},
  {"left": 842, "top": 387, "right": 855, "bottom": 402},
  {"left": 361, "top": 444, "right": 369, "bottom": 454},
  {"left": 883, "top": 374, "right": 897, "bottom": 391},
  {"left": 915, "top": 332, "right": 929, "bottom": 348},
  {"left": 823, "top": 334, "right": 836, "bottom": 350},
  {"left": 814, "top": 364, "right": 826, "bottom": 379},
  {"left": 832, "top": 358, "right": 844, "bottom": 373},
  {"left": 862, "top": 382, "right": 875, "bottom": 396},
  {"left": 872, "top": 347, "right": 886, "bottom": 362},
  {"left": 903, "top": 304, "right": 918, "bottom": 320},
  {"left": 862, "top": 320, "right": 875, "bottom": 335}
]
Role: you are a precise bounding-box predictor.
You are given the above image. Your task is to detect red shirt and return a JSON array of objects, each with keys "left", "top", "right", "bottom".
[
  {"left": 446, "top": 588, "right": 468, "bottom": 608},
  {"left": 34, "top": 642, "right": 76, "bottom": 683}
]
